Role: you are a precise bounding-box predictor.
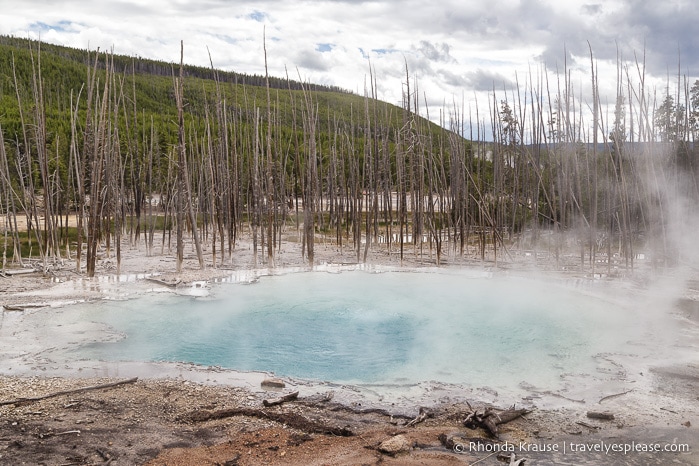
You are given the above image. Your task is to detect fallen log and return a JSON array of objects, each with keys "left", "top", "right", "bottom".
[
  {"left": 326, "top": 404, "right": 413, "bottom": 420},
  {"left": 0, "top": 378, "right": 138, "bottom": 407},
  {"left": 483, "top": 416, "right": 499, "bottom": 437},
  {"left": 187, "top": 407, "right": 354, "bottom": 436},
  {"left": 262, "top": 391, "right": 299, "bottom": 407},
  {"left": 488, "top": 407, "right": 530, "bottom": 425},
  {"left": 294, "top": 391, "right": 412, "bottom": 421},
  {"left": 3, "top": 268, "right": 39, "bottom": 276},
  {"left": 145, "top": 277, "right": 181, "bottom": 288},
  {"left": 586, "top": 411, "right": 615, "bottom": 421},
  {"left": 3, "top": 303, "right": 48, "bottom": 311},
  {"left": 463, "top": 406, "right": 531, "bottom": 437}
]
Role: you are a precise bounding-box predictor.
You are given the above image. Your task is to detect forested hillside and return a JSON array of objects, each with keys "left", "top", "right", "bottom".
[
  {"left": 1, "top": 36, "right": 698, "bottom": 276},
  {"left": 0, "top": 36, "right": 473, "bottom": 274}
]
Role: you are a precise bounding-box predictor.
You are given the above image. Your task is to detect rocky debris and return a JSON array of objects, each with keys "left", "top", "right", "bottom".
[
  {"left": 261, "top": 378, "right": 286, "bottom": 389},
  {"left": 378, "top": 434, "right": 411, "bottom": 456}
]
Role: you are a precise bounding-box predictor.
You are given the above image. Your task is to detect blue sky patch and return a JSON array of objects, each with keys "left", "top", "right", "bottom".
[
  {"left": 371, "top": 48, "right": 395, "bottom": 55},
  {"left": 249, "top": 10, "right": 266, "bottom": 22},
  {"left": 30, "top": 20, "right": 73, "bottom": 32},
  {"left": 316, "top": 43, "right": 333, "bottom": 53}
]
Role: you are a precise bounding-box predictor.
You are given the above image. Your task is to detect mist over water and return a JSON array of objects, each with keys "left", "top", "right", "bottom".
[
  {"left": 59, "top": 269, "right": 693, "bottom": 396},
  {"left": 61, "top": 271, "right": 696, "bottom": 396}
]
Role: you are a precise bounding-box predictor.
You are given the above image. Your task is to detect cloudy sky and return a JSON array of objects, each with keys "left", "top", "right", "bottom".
[{"left": 2, "top": 0, "right": 698, "bottom": 132}]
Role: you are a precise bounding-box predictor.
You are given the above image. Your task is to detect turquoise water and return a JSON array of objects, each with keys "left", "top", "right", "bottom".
[{"left": 67, "top": 270, "right": 639, "bottom": 388}]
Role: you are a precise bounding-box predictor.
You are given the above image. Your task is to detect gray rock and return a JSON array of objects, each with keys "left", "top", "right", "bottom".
[
  {"left": 378, "top": 434, "right": 411, "bottom": 456},
  {"left": 261, "top": 377, "right": 285, "bottom": 389}
]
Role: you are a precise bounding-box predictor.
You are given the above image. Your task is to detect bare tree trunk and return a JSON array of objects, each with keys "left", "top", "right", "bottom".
[
  {"left": 174, "top": 41, "right": 205, "bottom": 272},
  {"left": 86, "top": 50, "right": 111, "bottom": 278},
  {"left": 263, "top": 29, "right": 275, "bottom": 267}
]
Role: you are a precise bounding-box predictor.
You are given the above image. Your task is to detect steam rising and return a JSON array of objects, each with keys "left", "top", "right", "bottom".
[{"left": 63, "top": 269, "right": 697, "bottom": 402}]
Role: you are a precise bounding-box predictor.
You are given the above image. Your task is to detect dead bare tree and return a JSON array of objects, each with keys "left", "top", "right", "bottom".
[{"left": 173, "top": 41, "right": 205, "bottom": 272}]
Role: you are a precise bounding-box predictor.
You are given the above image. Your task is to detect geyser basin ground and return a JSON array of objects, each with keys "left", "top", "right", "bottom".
[{"left": 22, "top": 268, "right": 696, "bottom": 405}]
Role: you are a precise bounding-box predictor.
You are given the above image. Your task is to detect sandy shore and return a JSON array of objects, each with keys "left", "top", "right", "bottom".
[{"left": 1, "top": 232, "right": 699, "bottom": 464}]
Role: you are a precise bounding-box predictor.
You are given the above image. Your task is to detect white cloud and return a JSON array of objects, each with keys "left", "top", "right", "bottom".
[{"left": 2, "top": 0, "right": 698, "bottom": 131}]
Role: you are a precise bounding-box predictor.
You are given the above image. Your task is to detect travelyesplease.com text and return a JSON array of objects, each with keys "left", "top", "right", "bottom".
[{"left": 454, "top": 440, "right": 690, "bottom": 455}]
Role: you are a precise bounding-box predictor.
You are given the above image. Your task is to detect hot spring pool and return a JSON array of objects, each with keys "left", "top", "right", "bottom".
[{"left": 56, "top": 269, "right": 683, "bottom": 394}]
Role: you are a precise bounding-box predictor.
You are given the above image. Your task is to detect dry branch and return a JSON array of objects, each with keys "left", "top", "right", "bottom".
[
  {"left": 405, "top": 407, "right": 432, "bottom": 427},
  {"left": 536, "top": 390, "right": 585, "bottom": 404},
  {"left": 0, "top": 377, "right": 138, "bottom": 407},
  {"left": 576, "top": 421, "right": 600, "bottom": 430},
  {"left": 288, "top": 392, "right": 404, "bottom": 419},
  {"left": 38, "top": 429, "right": 81, "bottom": 439},
  {"left": 2, "top": 303, "right": 48, "bottom": 311},
  {"left": 598, "top": 389, "right": 633, "bottom": 404}
]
